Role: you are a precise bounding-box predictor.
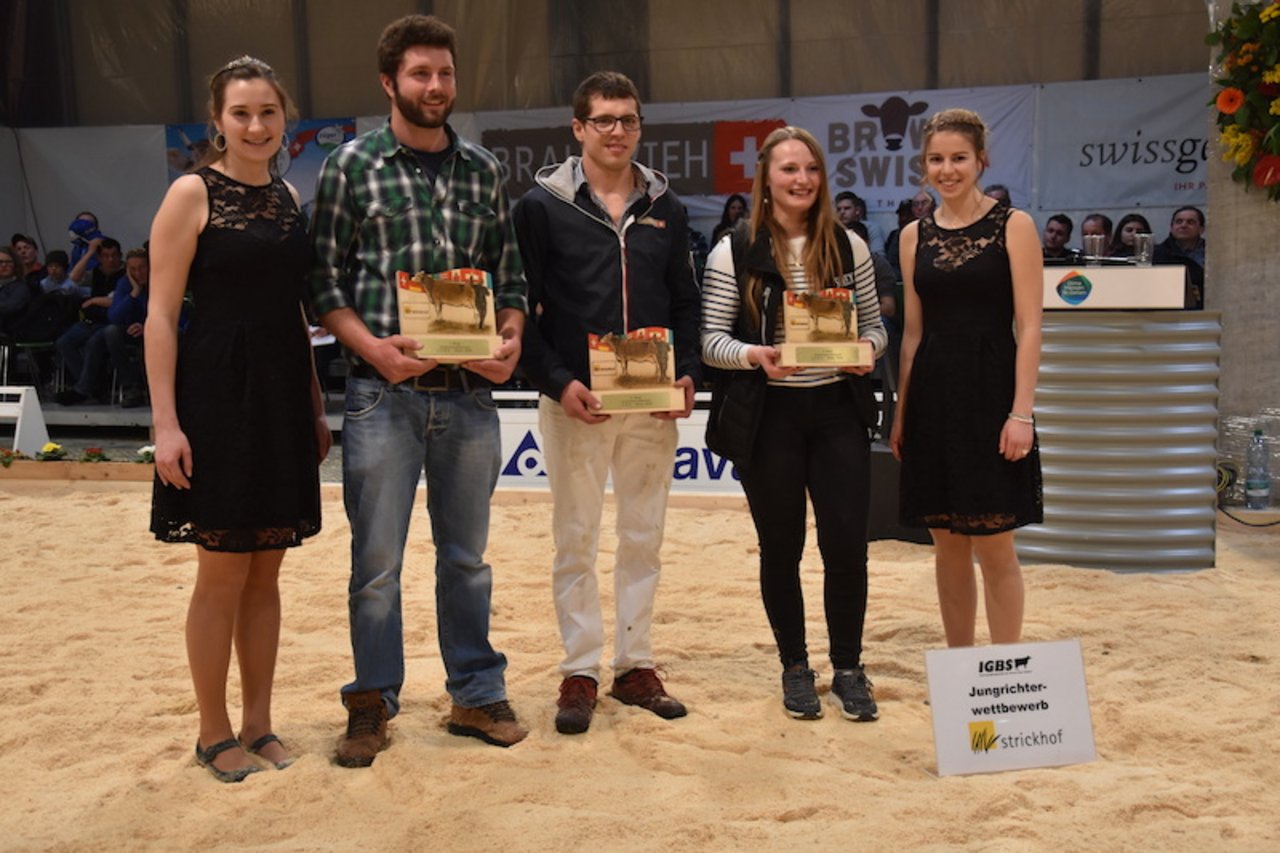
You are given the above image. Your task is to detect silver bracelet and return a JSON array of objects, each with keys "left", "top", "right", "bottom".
[{"left": 1007, "top": 412, "right": 1034, "bottom": 424}]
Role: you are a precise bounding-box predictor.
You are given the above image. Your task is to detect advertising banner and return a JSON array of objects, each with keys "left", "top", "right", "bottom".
[
  {"left": 476, "top": 86, "right": 1034, "bottom": 215},
  {"left": 495, "top": 401, "right": 744, "bottom": 495},
  {"left": 787, "top": 86, "right": 1035, "bottom": 214},
  {"left": 1036, "top": 73, "right": 1209, "bottom": 210},
  {"left": 164, "top": 118, "right": 355, "bottom": 212}
]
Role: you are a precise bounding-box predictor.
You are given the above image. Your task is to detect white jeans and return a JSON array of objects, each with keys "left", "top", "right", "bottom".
[{"left": 538, "top": 397, "right": 678, "bottom": 680}]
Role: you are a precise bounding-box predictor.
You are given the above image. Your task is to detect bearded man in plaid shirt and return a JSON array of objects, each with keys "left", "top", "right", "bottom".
[{"left": 308, "top": 14, "right": 528, "bottom": 766}]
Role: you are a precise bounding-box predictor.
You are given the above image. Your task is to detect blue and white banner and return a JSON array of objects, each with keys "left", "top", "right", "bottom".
[{"left": 496, "top": 402, "right": 744, "bottom": 495}]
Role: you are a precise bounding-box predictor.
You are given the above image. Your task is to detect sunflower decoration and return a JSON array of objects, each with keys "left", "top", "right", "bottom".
[{"left": 1208, "top": 1, "right": 1280, "bottom": 200}]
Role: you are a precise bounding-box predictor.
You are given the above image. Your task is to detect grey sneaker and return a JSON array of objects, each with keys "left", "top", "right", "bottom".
[
  {"left": 830, "top": 666, "right": 878, "bottom": 721},
  {"left": 781, "top": 665, "right": 822, "bottom": 720}
]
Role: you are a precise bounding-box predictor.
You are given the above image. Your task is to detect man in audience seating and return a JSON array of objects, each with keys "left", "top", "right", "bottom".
[
  {"left": 12, "top": 234, "right": 44, "bottom": 290},
  {"left": 1080, "top": 213, "right": 1113, "bottom": 247},
  {"left": 56, "top": 247, "right": 149, "bottom": 406},
  {"left": 55, "top": 237, "right": 125, "bottom": 400},
  {"left": 984, "top": 184, "right": 1011, "bottom": 207},
  {"left": 1155, "top": 206, "right": 1206, "bottom": 309},
  {"left": 835, "top": 191, "right": 886, "bottom": 253},
  {"left": 1041, "top": 214, "right": 1081, "bottom": 263}
]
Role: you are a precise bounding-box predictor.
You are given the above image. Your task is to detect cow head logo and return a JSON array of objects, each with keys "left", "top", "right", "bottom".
[{"left": 861, "top": 97, "right": 929, "bottom": 151}]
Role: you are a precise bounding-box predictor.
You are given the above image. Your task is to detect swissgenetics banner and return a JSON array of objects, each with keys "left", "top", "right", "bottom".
[{"left": 1036, "top": 73, "right": 1209, "bottom": 210}]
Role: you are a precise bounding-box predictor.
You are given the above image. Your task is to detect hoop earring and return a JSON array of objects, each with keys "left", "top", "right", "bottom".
[
  {"left": 213, "top": 132, "right": 227, "bottom": 152},
  {"left": 280, "top": 132, "right": 289, "bottom": 151}
]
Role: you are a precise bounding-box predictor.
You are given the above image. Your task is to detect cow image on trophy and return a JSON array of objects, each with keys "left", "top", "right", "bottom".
[
  {"left": 776, "top": 286, "right": 873, "bottom": 367},
  {"left": 587, "top": 326, "right": 685, "bottom": 413},
  {"left": 396, "top": 269, "right": 502, "bottom": 362}
]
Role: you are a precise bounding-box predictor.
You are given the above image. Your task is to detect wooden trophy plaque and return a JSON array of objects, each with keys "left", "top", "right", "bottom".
[
  {"left": 587, "top": 327, "right": 685, "bottom": 414},
  {"left": 396, "top": 269, "right": 502, "bottom": 363},
  {"left": 776, "top": 287, "right": 872, "bottom": 367}
]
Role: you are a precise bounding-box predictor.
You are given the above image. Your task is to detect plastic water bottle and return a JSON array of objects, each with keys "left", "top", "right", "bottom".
[{"left": 1245, "top": 429, "right": 1271, "bottom": 510}]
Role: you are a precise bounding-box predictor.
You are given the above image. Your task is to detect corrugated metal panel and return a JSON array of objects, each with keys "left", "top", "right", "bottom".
[{"left": 1016, "top": 311, "right": 1221, "bottom": 571}]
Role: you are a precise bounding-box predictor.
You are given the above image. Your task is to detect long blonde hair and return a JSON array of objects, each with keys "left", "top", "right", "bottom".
[{"left": 746, "top": 126, "right": 843, "bottom": 328}]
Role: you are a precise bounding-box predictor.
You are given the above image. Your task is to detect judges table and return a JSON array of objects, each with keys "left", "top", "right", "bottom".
[{"left": 1017, "top": 265, "right": 1221, "bottom": 570}]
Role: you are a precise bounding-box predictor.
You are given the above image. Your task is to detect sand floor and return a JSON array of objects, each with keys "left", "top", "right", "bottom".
[{"left": 0, "top": 481, "right": 1276, "bottom": 851}]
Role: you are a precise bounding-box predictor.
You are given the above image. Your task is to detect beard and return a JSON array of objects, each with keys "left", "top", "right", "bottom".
[{"left": 393, "top": 83, "right": 454, "bottom": 130}]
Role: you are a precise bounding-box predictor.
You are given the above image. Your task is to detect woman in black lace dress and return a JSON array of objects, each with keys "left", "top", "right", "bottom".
[
  {"left": 146, "top": 57, "right": 329, "bottom": 782},
  {"left": 889, "top": 109, "right": 1043, "bottom": 648}
]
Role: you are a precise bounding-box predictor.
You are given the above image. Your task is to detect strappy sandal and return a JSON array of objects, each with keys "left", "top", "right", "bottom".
[
  {"left": 242, "top": 733, "right": 295, "bottom": 770},
  {"left": 195, "top": 738, "right": 262, "bottom": 784}
]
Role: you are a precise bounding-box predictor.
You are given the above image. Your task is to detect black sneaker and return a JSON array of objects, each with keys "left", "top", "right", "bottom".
[
  {"left": 781, "top": 665, "right": 822, "bottom": 720},
  {"left": 830, "top": 666, "right": 878, "bottom": 721}
]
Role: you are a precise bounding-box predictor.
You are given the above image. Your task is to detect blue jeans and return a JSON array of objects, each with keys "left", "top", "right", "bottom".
[
  {"left": 340, "top": 376, "right": 507, "bottom": 716},
  {"left": 56, "top": 320, "right": 101, "bottom": 385}
]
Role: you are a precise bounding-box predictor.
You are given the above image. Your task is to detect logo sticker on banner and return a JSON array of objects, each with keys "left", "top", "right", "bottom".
[{"left": 925, "top": 639, "right": 1097, "bottom": 777}]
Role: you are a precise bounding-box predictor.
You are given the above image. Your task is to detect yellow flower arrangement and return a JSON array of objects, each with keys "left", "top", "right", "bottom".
[{"left": 1208, "top": 2, "right": 1280, "bottom": 200}]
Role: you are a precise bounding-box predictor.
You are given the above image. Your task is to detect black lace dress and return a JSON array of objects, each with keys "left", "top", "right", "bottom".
[
  {"left": 151, "top": 168, "right": 321, "bottom": 551},
  {"left": 899, "top": 204, "right": 1042, "bottom": 534}
]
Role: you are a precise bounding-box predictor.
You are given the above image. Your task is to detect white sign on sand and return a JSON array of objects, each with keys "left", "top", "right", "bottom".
[{"left": 925, "top": 639, "right": 1097, "bottom": 777}]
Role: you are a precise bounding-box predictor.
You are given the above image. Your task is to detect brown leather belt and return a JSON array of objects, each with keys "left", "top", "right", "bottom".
[{"left": 349, "top": 364, "right": 484, "bottom": 392}]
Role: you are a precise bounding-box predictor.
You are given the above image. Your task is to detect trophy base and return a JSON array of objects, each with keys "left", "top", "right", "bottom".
[
  {"left": 410, "top": 335, "right": 502, "bottom": 364},
  {"left": 594, "top": 386, "right": 686, "bottom": 414},
  {"left": 777, "top": 340, "right": 873, "bottom": 367}
]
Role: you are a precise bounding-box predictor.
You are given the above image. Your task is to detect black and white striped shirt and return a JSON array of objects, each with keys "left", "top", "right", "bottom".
[{"left": 701, "top": 230, "right": 887, "bottom": 387}]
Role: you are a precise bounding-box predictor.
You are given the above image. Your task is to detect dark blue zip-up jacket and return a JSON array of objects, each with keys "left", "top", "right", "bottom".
[{"left": 513, "top": 156, "right": 701, "bottom": 401}]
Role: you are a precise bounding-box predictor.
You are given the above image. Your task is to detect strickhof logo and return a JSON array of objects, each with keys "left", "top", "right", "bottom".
[
  {"left": 968, "top": 723, "right": 1066, "bottom": 755},
  {"left": 969, "top": 720, "right": 998, "bottom": 753}
]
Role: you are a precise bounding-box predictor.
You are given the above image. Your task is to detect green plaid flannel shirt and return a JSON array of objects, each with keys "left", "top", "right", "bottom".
[{"left": 308, "top": 122, "right": 527, "bottom": 363}]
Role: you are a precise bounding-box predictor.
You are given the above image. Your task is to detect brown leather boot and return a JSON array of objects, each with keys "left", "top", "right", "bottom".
[
  {"left": 447, "top": 700, "right": 528, "bottom": 747},
  {"left": 335, "top": 690, "right": 389, "bottom": 768}
]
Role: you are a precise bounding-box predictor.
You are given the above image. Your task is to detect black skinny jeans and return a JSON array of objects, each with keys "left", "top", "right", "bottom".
[{"left": 740, "top": 381, "right": 872, "bottom": 671}]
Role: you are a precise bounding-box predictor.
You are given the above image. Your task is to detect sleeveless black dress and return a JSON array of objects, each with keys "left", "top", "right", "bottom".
[
  {"left": 899, "top": 204, "right": 1042, "bottom": 535},
  {"left": 151, "top": 168, "right": 321, "bottom": 551}
]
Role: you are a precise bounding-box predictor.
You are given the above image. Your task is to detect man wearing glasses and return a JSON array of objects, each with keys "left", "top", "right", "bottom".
[{"left": 513, "top": 71, "right": 701, "bottom": 736}]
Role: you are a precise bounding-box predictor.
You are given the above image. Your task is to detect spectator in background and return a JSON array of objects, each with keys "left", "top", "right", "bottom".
[
  {"left": 1080, "top": 213, "right": 1113, "bottom": 247},
  {"left": 984, "top": 184, "right": 1011, "bottom": 208},
  {"left": 910, "top": 189, "right": 935, "bottom": 221},
  {"left": 1041, "top": 214, "right": 1080, "bottom": 263},
  {"left": 849, "top": 220, "right": 897, "bottom": 325},
  {"left": 884, "top": 198, "right": 916, "bottom": 279},
  {"left": 686, "top": 207, "right": 710, "bottom": 283},
  {"left": 711, "top": 193, "right": 748, "bottom": 246},
  {"left": 1107, "top": 213, "right": 1153, "bottom": 258},
  {"left": 835, "top": 191, "right": 886, "bottom": 253},
  {"left": 67, "top": 212, "right": 102, "bottom": 273},
  {"left": 39, "top": 250, "right": 77, "bottom": 297},
  {"left": 1155, "top": 206, "right": 1206, "bottom": 309},
  {"left": 0, "top": 246, "right": 29, "bottom": 335},
  {"left": 11, "top": 234, "right": 43, "bottom": 290},
  {"left": 57, "top": 236, "right": 125, "bottom": 391},
  {"left": 104, "top": 248, "right": 151, "bottom": 407},
  {"left": 57, "top": 247, "right": 150, "bottom": 406},
  {"left": 7, "top": 249, "right": 80, "bottom": 361}
]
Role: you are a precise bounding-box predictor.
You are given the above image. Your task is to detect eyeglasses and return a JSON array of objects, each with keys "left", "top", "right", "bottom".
[{"left": 581, "top": 114, "right": 642, "bottom": 133}]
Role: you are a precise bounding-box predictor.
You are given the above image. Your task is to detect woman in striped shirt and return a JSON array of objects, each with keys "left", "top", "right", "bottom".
[{"left": 701, "top": 126, "right": 887, "bottom": 723}]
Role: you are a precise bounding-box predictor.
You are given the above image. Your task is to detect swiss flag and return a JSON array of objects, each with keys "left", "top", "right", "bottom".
[{"left": 713, "top": 120, "right": 786, "bottom": 194}]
